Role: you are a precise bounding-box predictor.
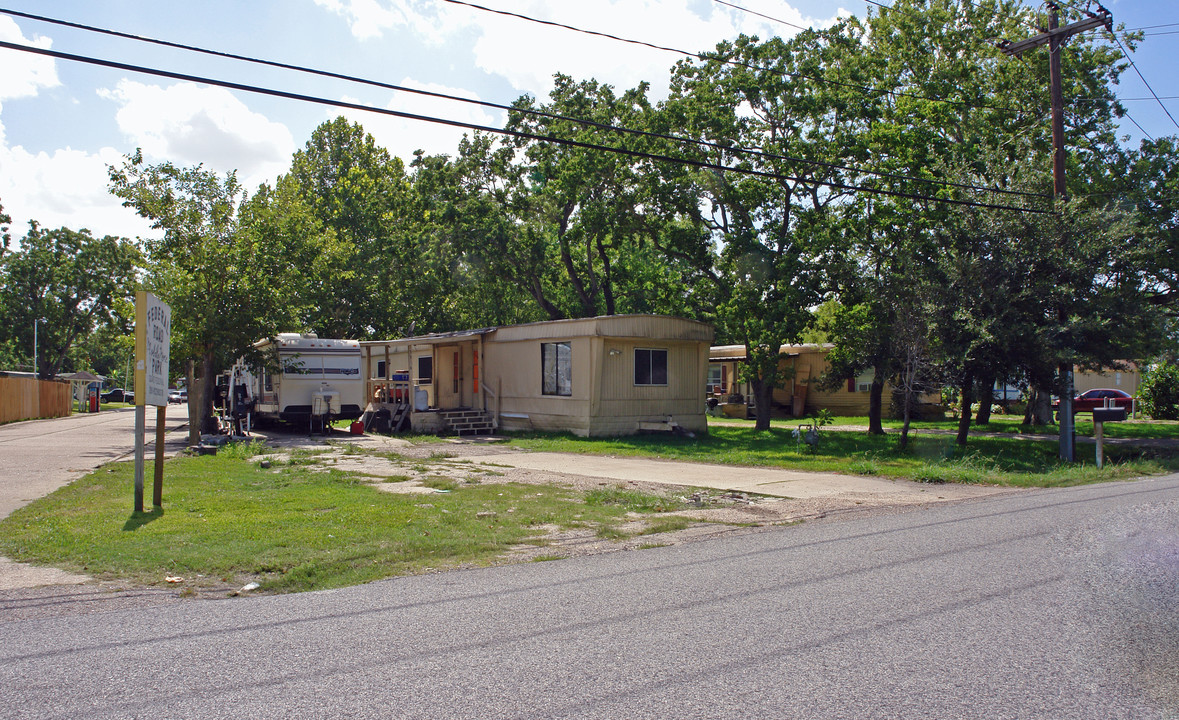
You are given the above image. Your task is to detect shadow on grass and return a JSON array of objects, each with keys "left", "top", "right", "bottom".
[{"left": 122, "top": 507, "right": 163, "bottom": 531}]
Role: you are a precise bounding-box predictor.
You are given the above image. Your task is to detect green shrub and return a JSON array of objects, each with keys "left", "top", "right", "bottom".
[{"left": 1139, "top": 362, "right": 1179, "bottom": 420}]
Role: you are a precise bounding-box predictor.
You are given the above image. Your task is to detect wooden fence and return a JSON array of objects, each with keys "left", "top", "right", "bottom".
[{"left": 0, "top": 375, "right": 72, "bottom": 425}]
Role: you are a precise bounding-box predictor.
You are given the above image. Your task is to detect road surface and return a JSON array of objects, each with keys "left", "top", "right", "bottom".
[{"left": 1, "top": 472, "right": 1175, "bottom": 719}]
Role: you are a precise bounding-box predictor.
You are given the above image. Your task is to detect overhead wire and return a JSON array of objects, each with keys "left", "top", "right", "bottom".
[
  {"left": 439, "top": 0, "right": 1027, "bottom": 113},
  {"left": 0, "top": 39, "right": 1053, "bottom": 215},
  {"left": 1121, "top": 111, "right": 1157, "bottom": 142},
  {"left": 1123, "top": 21, "right": 1179, "bottom": 31},
  {"left": 708, "top": 0, "right": 808, "bottom": 32},
  {"left": 1106, "top": 31, "right": 1179, "bottom": 133},
  {"left": 0, "top": 7, "right": 1047, "bottom": 200}
]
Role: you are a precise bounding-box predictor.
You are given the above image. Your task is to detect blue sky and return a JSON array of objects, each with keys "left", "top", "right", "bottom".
[{"left": 0, "top": 0, "right": 1175, "bottom": 241}]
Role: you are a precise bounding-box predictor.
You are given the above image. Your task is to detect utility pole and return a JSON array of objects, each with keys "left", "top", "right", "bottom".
[{"left": 1000, "top": 3, "right": 1112, "bottom": 462}]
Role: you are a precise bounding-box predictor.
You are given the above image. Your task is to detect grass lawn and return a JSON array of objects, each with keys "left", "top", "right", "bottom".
[
  {"left": 707, "top": 413, "right": 1179, "bottom": 439},
  {"left": 506, "top": 422, "right": 1179, "bottom": 487},
  {"left": 0, "top": 443, "right": 694, "bottom": 595}
]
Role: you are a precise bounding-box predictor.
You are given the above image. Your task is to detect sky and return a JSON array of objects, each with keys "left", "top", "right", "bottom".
[{"left": 0, "top": 0, "right": 1176, "bottom": 242}]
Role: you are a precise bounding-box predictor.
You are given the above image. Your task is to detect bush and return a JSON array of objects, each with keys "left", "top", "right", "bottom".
[{"left": 1139, "top": 362, "right": 1179, "bottom": 420}]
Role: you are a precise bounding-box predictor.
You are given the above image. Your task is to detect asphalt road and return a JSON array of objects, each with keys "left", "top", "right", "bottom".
[
  {"left": 0, "top": 406, "right": 190, "bottom": 520},
  {"left": 1, "top": 473, "right": 1176, "bottom": 719}
]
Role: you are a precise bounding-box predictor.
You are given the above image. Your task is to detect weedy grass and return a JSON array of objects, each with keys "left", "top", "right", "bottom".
[
  {"left": 0, "top": 451, "right": 698, "bottom": 594},
  {"left": 584, "top": 487, "right": 684, "bottom": 513}
]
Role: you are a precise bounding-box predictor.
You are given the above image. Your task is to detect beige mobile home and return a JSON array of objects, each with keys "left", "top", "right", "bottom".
[
  {"left": 709, "top": 343, "right": 943, "bottom": 417},
  {"left": 362, "top": 315, "right": 714, "bottom": 437}
]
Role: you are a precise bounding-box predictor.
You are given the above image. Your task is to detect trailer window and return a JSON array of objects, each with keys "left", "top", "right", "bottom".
[
  {"left": 635, "top": 348, "right": 668, "bottom": 386},
  {"left": 376, "top": 360, "right": 386, "bottom": 379},
  {"left": 542, "top": 342, "right": 572, "bottom": 396},
  {"left": 418, "top": 356, "right": 433, "bottom": 382}
]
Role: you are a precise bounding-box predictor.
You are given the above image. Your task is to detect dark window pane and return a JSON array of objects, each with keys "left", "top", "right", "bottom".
[
  {"left": 652, "top": 350, "right": 667, "bottom": 385},
  {"left": 543, "top": 342, "right": 571, "bottom": 396},
  {"left": 635, "top": 349, "right": 651, "bottom": 385}
]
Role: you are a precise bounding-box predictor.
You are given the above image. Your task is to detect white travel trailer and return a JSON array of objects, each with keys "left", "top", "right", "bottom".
[{"left": 227, "top": 333, "right": 364, "bottom": 429}]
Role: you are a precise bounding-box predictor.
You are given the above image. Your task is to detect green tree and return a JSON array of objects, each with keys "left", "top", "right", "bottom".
[
  {"left": 657, "top": 25, "right": 866, "bottom": 430},
  {"left": 452, "top": 77, "right": 702, "bottom": 321},
  {"left": 109, "top": 151, "right": 319, "bottom": 440},
  {"left": 0, "top": 198, "right": 10, "bottom": 257},
  {"left": 276, "top": 117, "right": 414, "bottom": 338},
  {"left": 1121, "top": 136, "right": 1179, "bottom": 311},
  {"left": 0, "top": 222, "right": 140, "bottom": 377},
  {"left": 1138, "top": 361, "right": 1179, "bottom": 420}
]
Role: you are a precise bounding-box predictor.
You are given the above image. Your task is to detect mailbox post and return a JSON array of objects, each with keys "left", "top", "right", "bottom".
[{"left": 1092, "top": 402, "right": 1127, "bottom": 470}]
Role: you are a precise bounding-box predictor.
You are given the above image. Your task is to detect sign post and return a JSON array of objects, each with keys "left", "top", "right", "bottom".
[{"left": 134, "top": 291, "right": 171, "bottom": 513}]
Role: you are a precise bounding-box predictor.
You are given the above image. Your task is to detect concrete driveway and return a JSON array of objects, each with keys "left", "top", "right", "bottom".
[{"left": 459, "top": 450, "right": 1014, "bottom": 503}]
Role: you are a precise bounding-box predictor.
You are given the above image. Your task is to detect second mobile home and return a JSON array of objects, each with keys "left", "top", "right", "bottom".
[{"left": 362, "top": 315, "right": 714, "bottom": 437}]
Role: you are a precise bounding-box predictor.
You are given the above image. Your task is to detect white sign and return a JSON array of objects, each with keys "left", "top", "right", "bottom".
[{"left": 135, "top": 291, "right": 171, "bottom": 407}]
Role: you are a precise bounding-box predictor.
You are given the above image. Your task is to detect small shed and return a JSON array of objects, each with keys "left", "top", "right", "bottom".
[{"left": 362, "top": 315, "right": 714, "bottom": 437}]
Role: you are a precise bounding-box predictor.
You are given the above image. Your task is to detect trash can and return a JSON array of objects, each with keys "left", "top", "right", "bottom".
[{"left": 89, "top": 387, "right": 99, "bottom": 413}]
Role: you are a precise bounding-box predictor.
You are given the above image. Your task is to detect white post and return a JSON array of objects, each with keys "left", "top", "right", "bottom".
[
  {"left": 1095, "top": 420, "right": 1104, "bottom": 470},
  {"left": 134, "top": 404, "right": 146, "bottom": 511}
]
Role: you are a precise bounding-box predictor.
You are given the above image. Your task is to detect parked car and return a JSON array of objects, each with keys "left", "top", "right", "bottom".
[
  {"left": 100, "top": 387, "right": 134, "bottom": 403},
  {"left": 168, "top": 389, "right": 185, "bottom": 404},
  {"left": 1052, "top": 388, "right": 1134, "bottom": 416}
]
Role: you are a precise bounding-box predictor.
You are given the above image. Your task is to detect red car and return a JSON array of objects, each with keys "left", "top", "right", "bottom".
[{"left": 1053, "top": 388, "right": 1134, "bottom": 416}]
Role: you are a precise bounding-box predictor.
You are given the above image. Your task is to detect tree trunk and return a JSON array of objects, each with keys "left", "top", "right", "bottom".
[
  {"left": 975, "top": 373, "right": 994, "bottom": 426},
  {"left": 753, "top": 378, "right": 773, "bottom": 431},
  {"left": 868, "top": 368, "right": 885, "bottom": 435},
  {"left": 1024, "top": 385, "right": 1053, "bottom": 425},
  {"left": 956, "top": 374, "right": 974, "bottom": 447},
  {"left": 899, "top": 389, "right": 913, "bottom": 450},
  {"left": 186, "top": 360, "right": 199, "bottom": 445},
  {"left": 199, "top": 351, "right": 219, "bottom": 436}
]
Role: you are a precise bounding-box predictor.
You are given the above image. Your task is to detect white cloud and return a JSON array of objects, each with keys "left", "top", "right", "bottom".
[
  {"left": 0, "top": 16, "right": 59, "bottom": 101},
  {"left": 335, "top": 80, "right": 501, "bottom": 162},
  {"left": 313, "top": 0, "right": 454, "bottom": 43},
  {"left": 98, "top": 80, "right": 296, "bottom": 189},
  {"left": 314, "top": 0, "right": 849, "bottom": 100},
  {"left": 0, "top": 122, "right": 155, "bottom": 240}
]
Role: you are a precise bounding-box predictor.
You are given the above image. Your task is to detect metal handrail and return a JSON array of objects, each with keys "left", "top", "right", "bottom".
[{"left": 481, "top": 381, "right": 500, "bottom": 430}]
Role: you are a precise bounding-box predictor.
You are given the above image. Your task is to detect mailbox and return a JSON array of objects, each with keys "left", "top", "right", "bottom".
[{"left": 1092, "top": 407, "right": 1126, "bottom": 423}]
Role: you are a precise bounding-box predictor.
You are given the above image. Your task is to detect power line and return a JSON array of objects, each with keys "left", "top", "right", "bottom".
[
  {"left": 709, "top": 0, "right": 808, "bottom": 32},
  {"left": 1121, "top": 110, "right": 1156, "bottom": 142},
  {"left": 439, "top": 0, "right": 1025, "bottom": 113},
  {"left": 1107, "top": 31, "right": 1179, "bottom": 133},
  {"left": 1123, "top": 21, "right": 1179, "bottom": 31},
  {"left": 0, "top": 39, "right": 1053, "bottom": 215},
  {"left": 0, "top": 7, "right": 1045, "bottom": 201}
]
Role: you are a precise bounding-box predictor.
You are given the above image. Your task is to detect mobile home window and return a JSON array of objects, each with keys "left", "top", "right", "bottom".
[
  {"left": 542, "top": 342, "right": 572, "bottom": 396},
  {"left": 635, "top": 348, "right": 668, "bottom": 386},
  {"left": 376, "top": 360, "right": 387, "bottom": 379},
  {"left": 417, "top": 356, "right": 433, "bottom": 382},
  {"left": 707, "top": 364, "right": 723, "bottom": 393}
]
